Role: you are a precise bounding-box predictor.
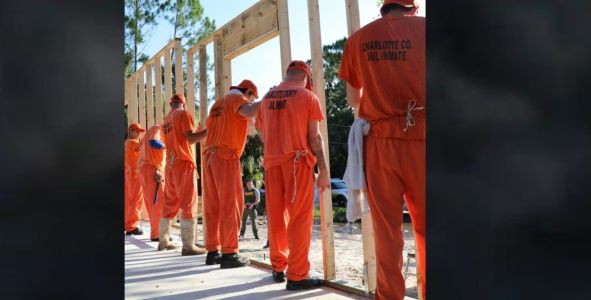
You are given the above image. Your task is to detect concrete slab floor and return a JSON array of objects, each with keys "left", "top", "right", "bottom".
[{"left": 126, "top": 222, "right": 418, "bottom": 300}]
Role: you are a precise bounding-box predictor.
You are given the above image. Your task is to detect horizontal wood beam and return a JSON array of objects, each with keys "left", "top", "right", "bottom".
[
  {"left": 144, "top": 39, "right": 176, "bottom": 66},
  {"left": 249, "top": 258, "right": 372, "bottom": 299},
  {"left": 220, "top": 0, "right": 279, "bottom": 60},
  {"left": 187, "top": 33, "right": 214, "bottom": 54}
]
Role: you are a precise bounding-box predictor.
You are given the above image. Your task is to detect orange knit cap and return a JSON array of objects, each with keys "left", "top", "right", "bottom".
[
  {"left": 128, "top": 122, "right": 145, "bottom": 132},
  {"left": 169, "top": 93, "right": 186, "bottom": 104}
]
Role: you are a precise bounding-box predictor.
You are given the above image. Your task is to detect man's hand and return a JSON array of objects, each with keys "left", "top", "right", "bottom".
[{"left": 317, "top": 171, "right": 330, "bottom": 194}]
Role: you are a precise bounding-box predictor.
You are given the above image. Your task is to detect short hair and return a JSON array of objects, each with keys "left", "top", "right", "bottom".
[
  {"left": 170, "top": 102, "right": 184, "bottom": 109},
  {"left": 236, "top": 87, "right": 249, "bottom": 94},
  {"left": 286, "top": 68, "right": 306, "bottom": 77},
  {"left": 381, "top": 3, "right": 414, "bottom": 16}
]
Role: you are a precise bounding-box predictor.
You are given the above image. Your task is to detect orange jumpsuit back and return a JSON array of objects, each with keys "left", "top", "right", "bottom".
[
  {"left": 139, "top": 125, "right": 166, "bottom": 240},
  {"left": 161, "top": 109, "right": 198, "bottom": 220},
  {"left": 125, "top": 138, "right": 144, "bottom": 232},
  {"left": 203, "top": 93, "right": 250, "bottom": 254},
  {"left": 256, "top": 81, "right": 325, "bottom": 281},
  {"left": 339, "top": 14, "right": 426, "bottom": 300}
]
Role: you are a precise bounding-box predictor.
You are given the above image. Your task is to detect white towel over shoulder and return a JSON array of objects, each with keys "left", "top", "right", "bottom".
[{"left": 343, "top": 119, "right": 371, "bottom": 223}]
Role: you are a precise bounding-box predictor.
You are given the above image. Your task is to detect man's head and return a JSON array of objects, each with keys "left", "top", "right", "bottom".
[
  {"left": 285, "top": 60, "right": 313, "bottom": 91},
  {"left": 128, "top": 123, "right": 145, "bottom": 139},
  {"left": 245, "top": 179, "right": 253, "bottom": 189},
  {"left": 169, "top": 93, "right": 186, "bottom": 110},
  {"left": 230, "top": 80, "right": 258, "bottom": 102},
  {"left": 380, "top": 0, "right": 419, "bottom": 17}
]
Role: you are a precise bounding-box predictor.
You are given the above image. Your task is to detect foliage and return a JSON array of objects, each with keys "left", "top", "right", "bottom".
[
  {"left": 124, "top": 0, "right": 160, "bottom": 77},
  {"left": 241, "top": 134, "right": 264, "bottom": 187},
  {"left": 314, "top": 207, "right": 348, "bottom": 224},
  {"left": 160, "top": 0, "right": 216, "bottom": 113},
  {"left": 308, "top": 37, "right": 354, "bottom": 178}
]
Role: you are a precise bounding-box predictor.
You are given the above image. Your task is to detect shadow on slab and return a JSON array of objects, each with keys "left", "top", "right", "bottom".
[
  {"left": 145, "top": 277, "right": 269, "bottom": 300},
  {"left": 219, "top": 288, "right": 332, "bottom": 300},
  {"left": 125, "top": 267, "right": 214, "bottom": 284}
]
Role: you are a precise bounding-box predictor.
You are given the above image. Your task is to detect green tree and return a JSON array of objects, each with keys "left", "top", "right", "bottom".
[
  {"left": 159, "top": 0, "right": 210, "bottom": 47},
  {"left": 124, "top": 0, "right": 159, "bottom": 77},
  {"left": 308, "top": 37, "right": 354, "bottom": 178},
  {"left": 241, "top": 134, "right": 265, "bottom": 187},
  {"left": 159, "top": 0, "right": 216, "bottom": 115}
]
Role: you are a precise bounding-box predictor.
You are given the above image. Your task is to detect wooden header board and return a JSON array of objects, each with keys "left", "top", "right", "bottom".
[{"left": 220, "top": 0, "right": 279, "bottom": 60}]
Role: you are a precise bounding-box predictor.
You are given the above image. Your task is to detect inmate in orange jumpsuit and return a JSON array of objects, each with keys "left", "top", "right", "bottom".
[
  {"left": 139, "top": 125, "right": 166, "bottom": 240},
  {"left": 256, "top": 81, "right": 325, "bottom": 281},
  {"left": 338, "top": 3, "right": 426, "bottom": 299},
  {"left": 161, "top": 109, "right": 198, "bottom": 220},
  {"left": 203, "top": 92, "right": 251, "bottom": 254},
  {"left": 125, "top": 134, "right": 144, "bottom": 232}
]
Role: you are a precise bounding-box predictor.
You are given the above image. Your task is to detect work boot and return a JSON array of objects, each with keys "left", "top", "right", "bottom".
[
  {"left": 205, "top": 251, "right": 222, "bottom": 265},
  {"left": 157, "top": 218, "right": 177, "bottom": 251},
  {"left": 286, "top": 278, "right": 324, "bottom": 291},
  {"left": 125, "top": 227, "right": 143, "bottom": 235},
  {"left": 272, "top": 271, "right": 286, "bottom": 283},
  {"left": 180, "top": 219, "right": 207, "bottom": 256},
  {"left": 220, "top": 253, "right": 250, "bottom": 269},
  {"left": 262, "top": 240, "right": 269, "bottom": 249}
]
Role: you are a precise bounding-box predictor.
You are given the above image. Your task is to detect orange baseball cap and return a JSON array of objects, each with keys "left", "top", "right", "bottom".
[
  {"left": 287, "top": 60, "right": 313, "bottom": 91},
  {"left": 170, "top": 93, "right": 186, "bottom": 104},
  {"left": 230, "top": 79, "right": 259, "bottom": 99},
  {"left": 128, "top": 123, "right": 145, "bottom": 132}
]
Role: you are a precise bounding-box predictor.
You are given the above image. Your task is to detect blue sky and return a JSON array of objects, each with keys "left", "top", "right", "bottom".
[{"left": 140, "top": 0, "right": 425, "bottom": 107}]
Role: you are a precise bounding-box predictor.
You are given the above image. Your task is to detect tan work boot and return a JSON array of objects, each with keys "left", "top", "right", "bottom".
[
  {"left": 158, "top": 218, "right": 177, "bottom": 251},
  {"left": 180, "top": 219, "right": 207, "bottom": 256}
]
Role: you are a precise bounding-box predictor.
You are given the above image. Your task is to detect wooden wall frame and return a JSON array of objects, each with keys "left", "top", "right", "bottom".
[{"left": 124, "top": 0, "right": 378, "bottom": 297}]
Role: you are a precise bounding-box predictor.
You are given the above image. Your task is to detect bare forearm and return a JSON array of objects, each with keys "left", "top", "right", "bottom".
[
  {"left": 310, "top": 133, "right": 328, "bottom": 172},
  {"left": 186, "top": 128, "right": 208, "bottom": 144},
  {"left": 239, "top": 101, "right": 262, "bottom": 118},
  {"left": 346, "top": 83, "right": 361, "bottom": 109}
]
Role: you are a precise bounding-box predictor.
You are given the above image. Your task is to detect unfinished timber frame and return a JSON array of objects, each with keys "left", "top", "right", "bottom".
[
  {"left": 124, "top": 0, "right": 376, "bottom": 296},
  {"left": 124, "top": 38, "right": 187, "bottom": 221}
]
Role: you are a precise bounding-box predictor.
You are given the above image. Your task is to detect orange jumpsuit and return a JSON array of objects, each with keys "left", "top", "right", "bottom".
[
  {"left": 256, "top": 81, "right": 325, "bottom": 281},
  {"left": 161, "top": 109, "right": 198, "bottom": 220},
  {"left": 125, "top": 138, "right": 144, "bottom": 232},
  {"left": 139, "top": 125, "right": 166, "bottom": 240},
  {"left": 339, "top": 13, "right": 426, "bottom": 300},
  {"left": 203, "top": 93, "right": 250, "bottom": 254}
]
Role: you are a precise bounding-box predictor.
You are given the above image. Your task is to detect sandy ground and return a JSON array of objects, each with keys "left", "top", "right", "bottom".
[{"left": 146, "top": 214, "right": 418, "bottom": 298}]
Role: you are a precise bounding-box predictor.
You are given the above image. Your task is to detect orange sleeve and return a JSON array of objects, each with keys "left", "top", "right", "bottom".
[
  {"left": 179, "top": 111, "right": 196, "bottom": 134},
  {"left": 338, "top": 38, "right": 362, "bottom": 89},
  {"left": 308, "top": 94, "right": 325, "bottom": 122}
]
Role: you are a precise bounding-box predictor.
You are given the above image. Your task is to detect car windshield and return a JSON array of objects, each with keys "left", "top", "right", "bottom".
[{"left": 331, "top": 181, "right": 347, "bottom": 189}]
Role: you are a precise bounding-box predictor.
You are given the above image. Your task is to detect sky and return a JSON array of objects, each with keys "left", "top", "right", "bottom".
[{"left": 139, "top": 0, "right": 425, "bottom": 109}]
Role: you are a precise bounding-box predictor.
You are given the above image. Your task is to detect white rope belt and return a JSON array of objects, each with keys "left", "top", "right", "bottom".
[
  {"left": 291, "top": 150, "right": 308, "bottom": 204},
  {"left": 403, "top": 100, "right": 425, "bottom": 133},
  {"left": 166, "top": 152, "right": 176, "bottom": 172}
]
